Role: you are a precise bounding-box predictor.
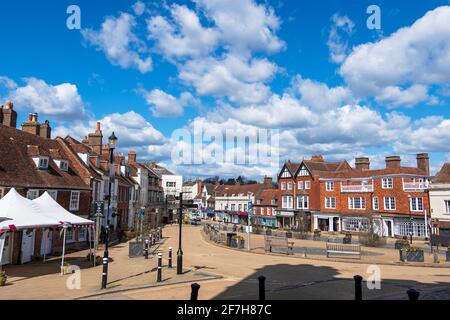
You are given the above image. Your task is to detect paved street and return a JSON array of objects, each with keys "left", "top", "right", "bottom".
[{"left": 1, "top": 224, "right": 449, "bottom": 300}]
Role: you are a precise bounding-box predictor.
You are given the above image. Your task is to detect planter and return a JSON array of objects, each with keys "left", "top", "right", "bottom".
[
  {"left": 395, "top": 241, "right": 410, "bottom": 250},
  {"left": 265, "top": 230, "right": 272, "bottom": 236},
  {"left": 446, "top": 251, "right": 450, "bottom": 262},
  {"left": 313, "top": 233, "right": 321, "bottom": 241},
  {"left": 285, "top": 231, "right": 293, "bottom": 238},
  {"left": 237, "top": 239, "right": 245, "bottom": 249},
  {"left": 60, "top": 265, "right": 71, "bottom": 275},
  {"left": 0, "top": 276, "right": 6, "bottom": 287},
  {"left": 128, "top": 241, "right": 143, "bottom": 258},
  {"left": 343, "top": 237, "right": 352, "bottom": 244},
  {"left": 400, "top": 250, "right": 424, "bottom": 262}
]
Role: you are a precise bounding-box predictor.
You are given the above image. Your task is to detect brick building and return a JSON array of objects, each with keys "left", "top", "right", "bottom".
[
  {"left": 0, "top": 102, "right": 93, "bottom": 265},
  {"left": 277, "top": 154, "right": 431, "bottom": 238}
]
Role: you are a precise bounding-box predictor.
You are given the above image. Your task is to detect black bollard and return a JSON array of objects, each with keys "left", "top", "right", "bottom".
[
  {"left": 157, "top": 253, "right": 163, "bottom": 282},
  {"left": 258, "top": 276, "right": 266, "bottom": 301},
  {"left": 190, "top": 283, "right": 200, "bottom": 300},
  {"left": 407, "top": 289, "right": 420, "bottom": 301},
  {"left": 144, "top": 239, "right": 149, "bottom": 259},
  {"left": 168, "top": 247, "right": 173, "bottom": 268},
  {"left": 158, "top": 252, "right": 162, "bottom": 267},
  {"left": 353, "top": 275, "right": 363, "bottom": 300}
]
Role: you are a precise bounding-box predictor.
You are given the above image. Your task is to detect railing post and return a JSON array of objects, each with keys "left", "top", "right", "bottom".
[
  {"left": 157, "top": 253, "right": 162, "bottom": 282},
  {"left": 168, "top": 247, "right": 173, "bottom": 268},
  {"left": 144, "top": 239, "right": 149, "bottom": 259},
  {"left": 407, "top": 289, "right": 420, "bottom": 301},
  {"left": 190, "top": 283, "right": 200, "bottom": 300},
  {"left": 353, "top": 275, "right": 363, "bottom": 300},
  {"left": 258, "top": 276, "right": 266, "bottom": 301}
]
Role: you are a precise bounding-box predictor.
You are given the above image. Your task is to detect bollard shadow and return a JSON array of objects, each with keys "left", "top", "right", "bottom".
[{"left": 212, "top": 263, "right": 450, "bottom": 300}]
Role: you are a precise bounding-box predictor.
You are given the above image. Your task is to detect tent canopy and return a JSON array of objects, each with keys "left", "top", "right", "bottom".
[
  {"left": 33, "top": 192, "right": 94, "bottom": 226},
  {"left": 0, "top": 188, "right": 61, "bottom": 231}
]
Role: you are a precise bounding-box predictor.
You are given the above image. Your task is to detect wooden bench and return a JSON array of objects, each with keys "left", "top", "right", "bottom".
[
  {"left": 326, "top": 242, "right": 361, "bottom": 259},
  {"left": 264, "top": 236, "right": 294, "bottom": 255}
]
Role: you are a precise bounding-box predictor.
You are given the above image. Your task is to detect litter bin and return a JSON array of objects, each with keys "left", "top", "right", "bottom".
[{"left": 226, "top": 232, "right": 237, "bottom": 247}]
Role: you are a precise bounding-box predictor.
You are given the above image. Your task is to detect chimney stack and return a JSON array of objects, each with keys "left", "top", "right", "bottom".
[
  {"left": 355, "top": 157, "right": 370, "bottom": 171},
  {"left": 39, "top": 120, "right": 51, "bottom": 139},
  {"left": 87, "top": 121, "right": 103, "bottom": 155},
  {"left": 311, "top": 155, "right": 324, "bottom": 162},
  {"left": 263, "top": 176, "right": 273, "bottom": 187},
  {"left": 385, "top": 156, "right": 401, "bottom": 169},
  {"left": 128, "top": 150, "right": 137, "bottom": 164},
  {"left": 416, "top": 153, "right": 430, "bottom": 176},
  {"left": 1, "top": 101, "right": 18, "bottom": 128},
  {"left": 21, "top": 113, "right": 41, "bottom": 136}
]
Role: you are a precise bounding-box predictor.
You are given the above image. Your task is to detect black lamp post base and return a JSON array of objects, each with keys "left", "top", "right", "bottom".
[{"left": 177, "top": 253, "right": 183, "bottom": 275}]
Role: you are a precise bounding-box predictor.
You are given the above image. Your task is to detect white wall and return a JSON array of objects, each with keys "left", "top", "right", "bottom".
[
  {"left": 430, "top": 183, "right": 450, "bottom": 221},
  {"left": 162, "top": 174, "right": 183, "bottom": 196}
]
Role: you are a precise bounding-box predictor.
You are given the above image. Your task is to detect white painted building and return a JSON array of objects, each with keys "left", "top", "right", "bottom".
[{"left": 430, "top": 163, "right": 450, "bottom": 236}]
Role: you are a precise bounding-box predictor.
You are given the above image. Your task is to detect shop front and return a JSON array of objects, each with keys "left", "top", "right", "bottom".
[{"left": 313, "top": 213, "right": 341, "bottom": 232}]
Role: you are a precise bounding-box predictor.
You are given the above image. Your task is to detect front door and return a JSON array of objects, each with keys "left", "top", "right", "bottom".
[
  {"left": 21, "top": 229, "right": 35, "bottom": 264},
  {"left": 40, "top": 229, "right": 52, "bottom": 256},
  {"left": 1, "top": 233, "right": 12, "bottom": 265}
]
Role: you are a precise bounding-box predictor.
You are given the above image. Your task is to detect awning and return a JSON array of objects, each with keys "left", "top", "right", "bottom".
[
  {"left": 236, "top": 211, "right": 248, "bottom": 217},
  {"left": 33, "top": 192, "right": 94, "bottom": 226}
]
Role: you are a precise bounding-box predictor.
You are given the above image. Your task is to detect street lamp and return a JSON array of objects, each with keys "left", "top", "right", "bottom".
[
  {"left": 101, "top": 132, "right": 117, "bottom": 289},
  {"left": 177, "top": 191, "right": 184, "bottom": 275}
]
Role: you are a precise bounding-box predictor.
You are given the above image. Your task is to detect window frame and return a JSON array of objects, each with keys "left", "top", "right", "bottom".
[
  {"left": 38, "top": 157, "right": 49, "bottom": 169},
  {"left": 69, "top": 191, "right": 80, "bottom": 211},
  {"left": 372, "top": 196, "right": 379, "bottom": 211},
  {"left": 445, "top": 200, "right": 450, "bottom": 214},
  {"left": 384, "top": 197, "right": 396, "bottom": 211},
  {"left": 410, "top": 197, "right": 423, "bottom": 212},
  {"left": 325, "top": 181, "right": 334, "bottom": 191},
  {"left": 348, "top": 197, "right": 366, "bottom": 210},
  {"left": 27, "top": 189, "right": 39, "bottom": 200},
  {"left": 325, "top": 197, "right": 336, "bottom": 209},
  {"left": 382, "top": 177, "right": 393, "bottom": 189},
  {"left": 305, "top": 181, "right": 311, "bottom": 190}
]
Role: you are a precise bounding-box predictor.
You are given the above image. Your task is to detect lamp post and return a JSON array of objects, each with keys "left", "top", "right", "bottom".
[
  {"left": 101, "top": 132, "right": 117, "bottom": 289},
  {"left": 177, "top": 191, "right": 184, "bottom": 275}
]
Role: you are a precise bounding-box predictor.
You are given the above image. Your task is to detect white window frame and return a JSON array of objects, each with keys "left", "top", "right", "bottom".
[
  {"left": 38, "top": 157, "right": 49, "bottom": 169},
  {"left": 77, "top": 228, "right": 87, "bottom": 242},
  {"left": 298, "top": 167, "right": 309, "bottom": 176},
  {"left": 0, "top": 187, "right": 5, "bottom": 199},
  {"left": 297, "top": 195, "right": 309, "bottom": 209},
  {"left": 384, "top": 197, "right": 396, "bottom": 211},
  {"left": 325, "top": 197, "right": 336, "bottom": 209},
  {"left": 70, "top": 191, "right": 80, "bottom": 211},
  {"left": 382, "top": 177, "right": 393, "bottom": 189},
  {"left": 282, "top": 195, "right": 293, "bottom": 209},
  {"left": 305, "top": 181, "right": 311, "bottom": 190},
  {"left": 410, "top": 197, "right": 423, "bottom": 212},
  {"left": 281, "top": 182, "right": 286, "bottom": 190},
  {"left": 27, "top": 189, "right": 39, "bottom": 200},
  {"left": 46, "top": 190, "right": 58, "bottom": 201},
  {"left": 348, "top": 197, "right": 366, "bottom": 210},
  {"left": 66, "top": 228, "right": 75, "bottom": 243},
  {"left": 298, "top": 181, "right": 303, "bottom": 190},
  {"left": 326, "top": 182, "right": 334, "bottom": 191},
  {"left": 287, "top": 182, "right": 293, "bottom": 190},
  {"left": 445, "top": 200, "right": 450, "bottom": 214},
  {"left": 372, "top": 197, "right": 379, "bottom": 211},
  {"left": 59, "top": 160, "right": 69, "bottom": 172}
]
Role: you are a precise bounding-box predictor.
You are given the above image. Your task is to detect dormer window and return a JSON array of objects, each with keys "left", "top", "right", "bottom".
[
  {"left": 60, "top": 160, "right": 69, "bottom": 171},
  {"left": 38, "top": 157, "right": 49, "bottom": 169}
]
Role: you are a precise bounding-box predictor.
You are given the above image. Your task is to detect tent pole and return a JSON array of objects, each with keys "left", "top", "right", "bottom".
[
  {"left": 43, "top": 228, "right": 47, "bottom": 263},
  {"left": 61, "top": 227, "right": 67, "bottom": 276},
  {"left": 0, "top": 232, "right": 6, "bottom": 273}
]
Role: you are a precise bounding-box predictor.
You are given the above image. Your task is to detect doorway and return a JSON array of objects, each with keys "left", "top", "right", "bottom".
[
  {"left": 40, "top": 229, "right": 52, "bottom": 256},
  {"left": 1, "top": 233, "right": 12, "bottom": 265},
  {"left": 21, "top": 229, "right": 35, "bottom": 264}
]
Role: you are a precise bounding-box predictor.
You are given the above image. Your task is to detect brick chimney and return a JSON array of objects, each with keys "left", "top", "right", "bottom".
[
  {"left": 416, "top": 153, "right": 429, "bottom": 175},
  {"left": 22, "top": 113, "right": 41, "bottom": 136},
  {"left": 87, "top": 121, "right": 103, "bottom": 155},
  {"left": 1, "top": 101, "right": 18, "bottom": 128},
  {"left": 311, "top": 155, "right": 324, "bottom": 162},
  {"left": 355, "top": 157, "right": 370, "bottom": 171},
  {"left": 263, "top": 176, "right": 273, "bottom": 187},
  {"left": 385, "top": 156, "right": 401, "bottom": 169},
  {"left": 39, "top": 120, "right": 51, "bottom": 139},
  {"left": 128, "top": 150, "right": 137, "bottom": 164}
]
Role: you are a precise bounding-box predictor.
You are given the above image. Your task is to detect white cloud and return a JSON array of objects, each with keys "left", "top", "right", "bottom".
[
  {"left": 82, "top": 12, "right": 152, "bottom": 73},
  {"left": 327, "top": 13, "right": 355, "bottom": 64},
  {"left": 294, "top": 76, "right": 354, "bottom": 112},
  {"left": 147, "top": 4, "right": 220, "bottom": 59},
  {"left": 179, "top": 54, "right": 276, "bottom": 104},
  {"left": 132, "top": 1, "right": 146, "bottom": 16},
  {"left": 0, "top": 76, "right": 18, "bottom": 91},
  {"left": 194, "top": 0, "right": 285, "bottom": 57},
  {"left": 53, "top": 110, "right": 166, "bottom": 148},
  {"left": 142, "top": 89, "right": 198, "bottom": 117},
  {"left": 340, "top": 6, "right": 450, "bottom": 106},
  {"left": 6, "top": 77, "right": 87, "bottom": 120}
]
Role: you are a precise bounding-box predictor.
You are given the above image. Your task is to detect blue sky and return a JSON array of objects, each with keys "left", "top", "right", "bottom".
[{"left": 1, "top": 0, "right": 450, "bottom": 179}]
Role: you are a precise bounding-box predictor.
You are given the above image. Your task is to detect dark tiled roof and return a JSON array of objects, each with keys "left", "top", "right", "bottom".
[
  {"left": 0, "top": 124, "right": 91, "bottom": 190},
  {"left": 432, "top": 163, "right": 450, "bottom": 183},
  {"left": 255, "top": 189, "right": 278, "bottom": 206}
]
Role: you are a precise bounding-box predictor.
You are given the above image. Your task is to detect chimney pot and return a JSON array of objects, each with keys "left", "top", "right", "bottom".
[
  {"left": 96, "top": 121, "right": 101, "bottom": 132},
  {"left": 416, "top": 153, "right": 430, "bottom": 176},
  {"left": 5, "top": 101, "right": 13, "bottom": 110},
  {"left": 128, "top": 150, "right": 137, "bottom": 164},
  {"left": 355, "top": 157, "right": 370, "bottom": 171},
  {"left": 385, "top": 156, "right": 401, "bottom": 169}
]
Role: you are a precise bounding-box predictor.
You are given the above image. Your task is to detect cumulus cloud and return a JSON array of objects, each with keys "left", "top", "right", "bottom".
[
  {"left": 82, "top": 12, "right": 152, "bottom": 73},
  {"left": 327, "top": 13, "right": 355, "bottom": 64},
  {"left": 132, "top": 1, "right": 146, "bottom": 16},
  {"left": 340, "top": 6, "right": 450, "bottom": 106},
  {"left": 5, "top": 77, "right": 88, "bottom": 120},
  {"left": 147, "top": 4, "right": 220, "bottom": 59},
  {"left": 53, "top": 110, "right": 166, "bottom": 148},
  {"left": 141, "top": 89, "right": 198, "bottom": 117}
]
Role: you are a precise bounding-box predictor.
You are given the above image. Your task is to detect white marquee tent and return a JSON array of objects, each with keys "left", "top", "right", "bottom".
[{"left": 0, "top": 189, "right": 94, "bottom": 272}]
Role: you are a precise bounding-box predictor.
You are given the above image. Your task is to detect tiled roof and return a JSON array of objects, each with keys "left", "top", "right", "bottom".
[
  {"left": 0, "top": 124, "right": 91, "bottom": 190},
  {"left": 432, "top": 163, "right": 450, "bottom": 183},
  {"left": 255, "top": 189, "right": 278, "bottom": 206},
  {"left": 215, "top": 183, "right": 274, "bottom": 197}
]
